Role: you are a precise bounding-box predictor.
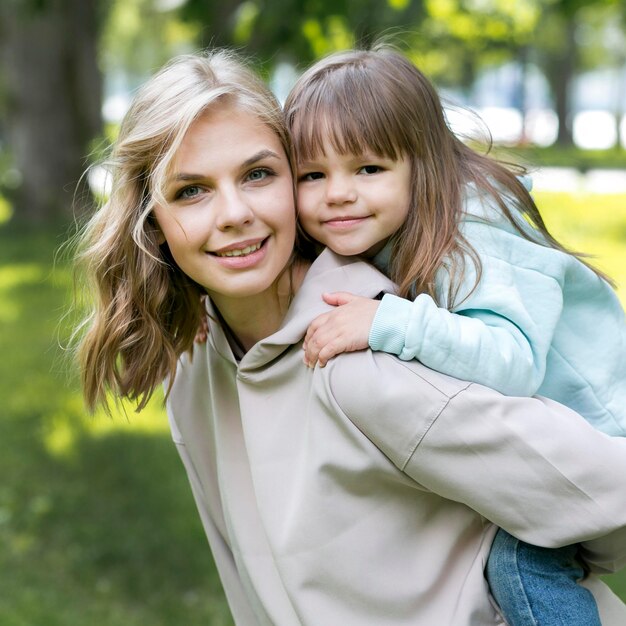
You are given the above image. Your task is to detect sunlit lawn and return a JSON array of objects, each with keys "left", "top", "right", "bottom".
[
  {"left": 0, "top": 190, "right": 624, "bottom": 624},
  {"left": 0, "top": 220, "right": 233, "bottom": 624},
  {"left": 536, "top": 191, "right": 626, "bottom": 305}
]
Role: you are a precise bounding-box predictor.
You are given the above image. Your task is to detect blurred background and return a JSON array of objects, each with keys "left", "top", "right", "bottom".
[{"left": 0, "top": 0, "right": 624, "bottom": 624}]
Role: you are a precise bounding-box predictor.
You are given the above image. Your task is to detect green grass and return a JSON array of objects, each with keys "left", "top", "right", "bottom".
[
  {"left": 0, "top": 220, "right": 233, "bottom": 624},
  {"left": 0, "top": 191, "right": 624, "bottom": 623},
  {"left": 491, "top": 145, "right": 626, "bottom": 172},
  {"left": 535, "top": 192, "right": 626, "bottom": 301}
]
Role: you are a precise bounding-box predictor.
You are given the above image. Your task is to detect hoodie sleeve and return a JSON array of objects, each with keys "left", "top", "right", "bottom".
[
  {"left": 369, "top": 215, "right": 568, "bottom": 397},
  {"left": 330, "top": 351, "right": 626, "bottom": 562}
]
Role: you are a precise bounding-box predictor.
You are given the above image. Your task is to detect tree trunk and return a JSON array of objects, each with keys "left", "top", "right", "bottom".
[
  {"left": 514, "top": 46, "right": 529, "bottom": 145},
  {"left": 612, "top": 62, "right": 625, "bottom": 150},
  {"left": 0, "top": 0, "right": 104, "bottom": 224},
  {"left": 548, "top": 16, "right": 577, "bottom": 147}
]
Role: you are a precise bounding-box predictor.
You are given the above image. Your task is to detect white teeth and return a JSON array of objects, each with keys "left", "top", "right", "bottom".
[{"left": 216, "top": 242, "right": 262, "bottom": 257}]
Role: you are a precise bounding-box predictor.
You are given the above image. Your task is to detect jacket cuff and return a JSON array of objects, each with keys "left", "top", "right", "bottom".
[{"left": 369, "top": 293, "right": 412, "bottom": 355}]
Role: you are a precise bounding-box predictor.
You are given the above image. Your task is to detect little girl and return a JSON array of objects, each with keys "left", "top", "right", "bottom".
[{"left": 284, "top": 47, "right": 626, "bottom": 626}]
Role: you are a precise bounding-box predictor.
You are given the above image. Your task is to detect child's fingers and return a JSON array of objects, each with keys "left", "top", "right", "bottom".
[
  {"left": 304, "top": 331, "right": 324, "bottom": 366},
  {"left": 303, "top": 311, "right": 334, "bottom": 361},
  {"left": 322, "top": 291, "right": 357, "bottom": 307},
  {"left": 304, "top": 314, "right": 327, "bottom": 350},
  {"left": 303, "top": 297, "right": 374, "bottom": 367},
  {"left": 304, "top": 320, "right": 339, "bottom": 366},
  {"left": 316, "top": 340, "right": 346, "bottom": 367}
]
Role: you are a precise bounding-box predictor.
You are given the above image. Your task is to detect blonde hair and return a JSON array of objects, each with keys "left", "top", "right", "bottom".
[
  {"left": 285, "top": 46, "right": 610, "bottom": 304},
  {"left": 74, "top": 49, "right": 295, "bottom": 413}
]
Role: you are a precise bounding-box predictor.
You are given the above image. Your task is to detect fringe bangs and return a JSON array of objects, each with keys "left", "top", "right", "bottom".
[{"left": 290, "top": 67, "right": 405, "bottom": 162}]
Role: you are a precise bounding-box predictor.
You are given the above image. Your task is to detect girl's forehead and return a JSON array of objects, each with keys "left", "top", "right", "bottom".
[{"left": 293, "top": 112, "right": 400, "bottom": 163}]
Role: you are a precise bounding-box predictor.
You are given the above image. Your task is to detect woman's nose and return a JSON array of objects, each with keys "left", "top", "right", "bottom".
[
  {"left": 215, "top": 188, "right": 254, "bottom": 230},
  {"left": 325, "top": 174, "right": 357, "bottom": 205}
]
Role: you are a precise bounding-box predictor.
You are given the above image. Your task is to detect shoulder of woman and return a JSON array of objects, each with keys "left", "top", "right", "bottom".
[{"left": 325, "top": 351, "right": 471, "bottom": 470}]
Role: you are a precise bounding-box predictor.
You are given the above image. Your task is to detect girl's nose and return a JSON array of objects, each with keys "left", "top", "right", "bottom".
[
  {"left": 215, "top": 188, "right": 255, "bottom": 230},
  {"left": 325, "top": 174, "right": 357, "bottom": 205}
]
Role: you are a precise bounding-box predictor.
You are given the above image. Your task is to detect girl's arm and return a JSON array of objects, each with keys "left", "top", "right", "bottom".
[{"left": 370, "top": 220, "right": 568, "bottom": 396}]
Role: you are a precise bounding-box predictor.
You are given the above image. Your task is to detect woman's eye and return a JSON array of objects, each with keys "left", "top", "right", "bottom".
[
  {"left": 359, "top": 165, "right": 382, "bottom": 175},
  {"left": 247, "top": 168, "right": 272, "bottom": 182},
  {"left": 177, "top": 185, "right": 202, "bottom": 200},
  {"left": 299, "top": 172, "right": 324, "bottom": 182}
]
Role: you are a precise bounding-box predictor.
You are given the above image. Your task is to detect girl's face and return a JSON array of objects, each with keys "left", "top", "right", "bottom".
[
  {"left": 154, "top": 105, "right": 296, "bottom": 309},
  {"left": 296, "top": 140, "right": 411, "bottom": 257}
]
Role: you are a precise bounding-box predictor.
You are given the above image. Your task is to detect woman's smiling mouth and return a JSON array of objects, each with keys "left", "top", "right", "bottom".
[
  {"left": 211, "top": 238, "right": 267, "bottom": 257},
  {"left": 214, "top": 240, "right": 264, "bottom": 257},
  {"left": 209, "top": 238, "right": 270, "bottom": 269}
]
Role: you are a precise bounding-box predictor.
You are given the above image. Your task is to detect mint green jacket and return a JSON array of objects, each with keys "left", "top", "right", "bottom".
[{"left": 370, "top": 186, "right": 626, "bottom": 436}]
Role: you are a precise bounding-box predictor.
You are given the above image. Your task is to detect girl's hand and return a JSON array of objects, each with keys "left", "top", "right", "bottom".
[{"left": 303, "top": 292, "right": 380, "bottom": 367}]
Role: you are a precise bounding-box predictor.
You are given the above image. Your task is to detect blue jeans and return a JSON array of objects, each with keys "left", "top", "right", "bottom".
[{"left": 485, "top": 528, "right": 601, "bottom": 626}]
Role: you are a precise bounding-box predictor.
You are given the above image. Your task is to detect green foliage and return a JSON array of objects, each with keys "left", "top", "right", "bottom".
[
  {"left": 575, "top": 2, "right": 626, "bottom": 71},
  {"left": 0, "top": 195, "right": 12, "bottom": 223},
  {"left": 424, "top": 0, "right": 541, "bottom": 46},
  {"left": 179, "top": 0, "right": 425, "bottom": 67},
  {"left": 101, "top": 0, "right": 200, "bottom": 86},
  {"left": 406, "top": 0, "right": 540, "bottom": 85}
]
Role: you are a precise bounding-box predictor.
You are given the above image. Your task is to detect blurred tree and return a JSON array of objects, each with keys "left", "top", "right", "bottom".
[
  {"left": 416, "top": 0, "right": 541, "bottom": 89},
  {"left": 574, "top": 1, "right": 626, "bottom": 149},
  {"left": 409, "top": 0, "right": 624, "bottom": 148},
  {"left": 179, "top": 0, "right": 426, "bottom": 70},
  {"left": 535, "top": 0, "right": 621, "bottom": 146},
  {"left": 0, "top": 0, "right": 109, "bottom": 223},
  {"left": 101, "top": 0, "right": 199, "bottom": 93},
  {"left": 407, "top": 0, "right": 541, "bottom": 143}
]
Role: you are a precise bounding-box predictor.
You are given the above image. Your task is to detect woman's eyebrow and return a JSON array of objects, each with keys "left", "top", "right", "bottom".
[
  {"left": 171, "top": 173, "right": 204, "bottom": 182},
  {"left": 168, "top": 150, "right": 282, "bottom": 184},
  {"left": 241, "top": 149, "right": 281, "bottom": 168}
]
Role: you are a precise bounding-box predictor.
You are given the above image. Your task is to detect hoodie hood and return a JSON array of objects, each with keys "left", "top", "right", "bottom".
[{"left": 205, "top": 249, "right": 397, "bottom": 374}]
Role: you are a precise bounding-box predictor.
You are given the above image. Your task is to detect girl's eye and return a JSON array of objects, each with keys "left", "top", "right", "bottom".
[
  {"left": 359, "top": 165, "right": 383, "bottom": 175},
  {"left": 246, "top": 167, "right": 273, "bottom": 182},
  {"left": 299, "top": 171, "right": 324, "bottom": 182}
]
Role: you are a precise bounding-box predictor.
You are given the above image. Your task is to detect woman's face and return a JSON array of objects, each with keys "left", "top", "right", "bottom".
[{"left": 154, "top": 104, "right": 296, "bottom": 308}]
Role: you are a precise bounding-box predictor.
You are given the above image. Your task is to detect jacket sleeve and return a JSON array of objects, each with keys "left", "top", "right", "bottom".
[
  {"left": 369, "top": 219, "right": 567, "bottom": 397},
  {"left": 330, "top": 351, "right": 626, "bottom": 564}
]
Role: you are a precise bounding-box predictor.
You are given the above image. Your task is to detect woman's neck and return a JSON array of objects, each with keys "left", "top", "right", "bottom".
[{"left": 210, "top": 260, "right": 310, "bottom": 353}]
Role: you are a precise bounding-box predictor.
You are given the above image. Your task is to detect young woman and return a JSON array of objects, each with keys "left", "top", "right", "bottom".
[{"left": 74, "top": 50, "right": 626, "bottom": 625}]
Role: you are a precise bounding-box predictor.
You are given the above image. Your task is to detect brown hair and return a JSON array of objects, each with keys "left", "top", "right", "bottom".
[
  {"left": 284, "top": 46, "right": 610, "bottom": 304},
  {"left": 73, "top": 49, "right": 297, "bottom": 413}
]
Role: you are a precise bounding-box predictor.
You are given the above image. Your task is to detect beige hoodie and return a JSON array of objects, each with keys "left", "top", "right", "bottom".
[{"left": 166, "top": 249, "right": 626, "bottom": 625}]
